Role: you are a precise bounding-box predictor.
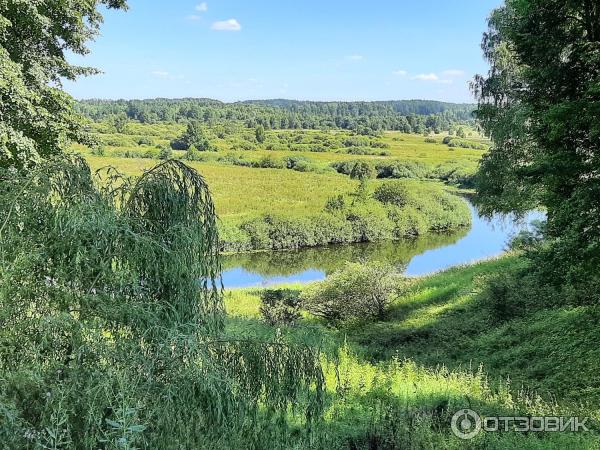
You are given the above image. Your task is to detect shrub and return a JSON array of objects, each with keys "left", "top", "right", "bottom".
[
  {"left": 253, "top": 155, "right": 284, "bottom": 169},
  {"left": 185, "top": 145, "right": 205, "bottom": 161},
  {"left": 285, "top": 156, "right": 311, "bottom": 172},
  {"left": 373, "top": 181, "right": 409, "bottom": 207},
  {"left": 485, "top": 273, "right": 522, "bottom": 322},
  {"left": 375, "top": 161, "right": 428, "bottom": 179},
  {"left": 324, "top": 194, "right": 346, "bottom": 212},
  {"left": 138, "top": 137, "right": 154, "bottom": 146},
  {"left": 424, "top": 137, "right": 437, "bottom": 144},
  {"left": 350, "top": 161, "right": 374, "bottom": 181},
  {"left": 346, "top": 203, "right": 395, "bottom": 242},
  {"left": 158, "top": 146, "right": 173, "bottom": 160},
  {"left": 302, "top": 261, "right": 402, "bottom": 323},
  {"left": 259, "top": 289, "right": 302, "bottom": 326}
]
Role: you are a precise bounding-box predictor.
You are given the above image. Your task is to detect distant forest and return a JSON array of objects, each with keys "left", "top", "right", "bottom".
[{"left": 76, "top": 98, "right": 477, "bottom": 134}]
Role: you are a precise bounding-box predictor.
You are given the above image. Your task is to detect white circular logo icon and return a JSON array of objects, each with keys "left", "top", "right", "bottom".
[{"left": 451, "top": 409, "right": 482, "bottom": 440}]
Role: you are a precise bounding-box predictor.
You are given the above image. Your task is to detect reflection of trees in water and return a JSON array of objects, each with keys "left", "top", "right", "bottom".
[{"left": 221, "top": 228, "right": 469, "bottom": 278}]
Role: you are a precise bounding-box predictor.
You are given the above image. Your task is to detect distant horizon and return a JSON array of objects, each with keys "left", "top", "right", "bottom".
[{"left": 74, "top": 96, "right": 477, "bottom": 106}]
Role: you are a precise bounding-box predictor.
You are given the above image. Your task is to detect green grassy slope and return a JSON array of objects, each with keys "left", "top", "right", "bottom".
[{"left": 223, "top": 256, "right": 600, "bottom": 448}]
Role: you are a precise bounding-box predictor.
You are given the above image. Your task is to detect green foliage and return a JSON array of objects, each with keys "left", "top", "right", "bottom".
[
  {"left": 0, "top": 0, "right": 128, "bottom": 169},
  {"left": 472, "top": 0, "right": 600, "bottom": 285},
  {"left": 172, "top": 121, "right": 214, "bottom": 151},
  {"left": 302, "top": 261, "right": 403, "bottom": 323},
  {"left": 259, "top": 289, "right": 302, "bottom": 326},
  {"left": 349, "top": 161, "right": 374, "bottom": 181},
  {"left": 113, "top": 113, "right": 129, "bottom": 133},
  {"left": 373, "top": 181, "right": 409, "bottom": 207},
  {"left": 255, "top": 125, "right": 266, "bottom": 143},
  {"left": 158, "top": 145, "right": 173, "bottom": 160},
  {"left": 220, "top": 182, "right": 470, "bottom": 252},
  {"left": 77, "top": 98, "right": 476, "bottom": 135},
  {"left": 0, "top": 158, "right": 325, "bottom": 448}
]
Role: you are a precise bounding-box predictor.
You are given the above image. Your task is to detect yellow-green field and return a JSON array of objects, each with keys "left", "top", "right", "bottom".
[
  {"left": 76, "top": 121, "right": 486, "bottom": 173},
  {"left": 86, "top": 156, "right": 357, "bottom": 223}
]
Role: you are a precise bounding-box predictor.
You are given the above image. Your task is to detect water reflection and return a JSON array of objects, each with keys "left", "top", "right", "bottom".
[{"left": 220, "top": 202, "right": 543, "bottom": 289}]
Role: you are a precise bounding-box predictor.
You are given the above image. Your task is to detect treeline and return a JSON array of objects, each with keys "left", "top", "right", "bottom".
[{"left": 76, "top": 98, "right": 476, "bottom": 134}]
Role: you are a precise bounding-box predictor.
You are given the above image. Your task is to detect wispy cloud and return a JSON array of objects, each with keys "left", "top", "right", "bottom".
[
  {"left": 211, "top": 19, "right": 242, "bottom": 31},
  {"left": 442, "top": 69, "right": 465, "bottom": 77},
  {"left": 186, "top": 3, "right": 207, "bottom": 21},
  {"left": 412, "top": 73, "right": 439, "bottom": 81},
  {"left": 151, "top": 71, "right": 184, "bottom": 80},
  {"left": 347, "top": 54, "right": 364, "bottom": 61},
  {"left": 151, "top": 71, "right": 170, "bottom": 78},
  {"left": 393, "top": 69, "right": 408, "bottom": 76}
]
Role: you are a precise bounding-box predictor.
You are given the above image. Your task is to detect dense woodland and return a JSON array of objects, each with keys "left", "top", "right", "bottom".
[{"left": 76, "top": 98, "right": 476, "bottom": 135}]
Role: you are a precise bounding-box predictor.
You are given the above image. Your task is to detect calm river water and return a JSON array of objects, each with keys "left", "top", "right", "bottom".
[{"left": 220, "top": 202, "right": 543, "bottom": 289}]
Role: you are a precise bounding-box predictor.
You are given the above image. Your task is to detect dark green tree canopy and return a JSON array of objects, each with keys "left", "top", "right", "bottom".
[
  {"left": 472, "top": 0, "right": 600, "bottom": 279},
  {"left": 0, "top": 0, "right": 127, "bottom": 169}
]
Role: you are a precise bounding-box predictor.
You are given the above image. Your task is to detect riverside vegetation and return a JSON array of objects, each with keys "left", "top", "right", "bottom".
[
  {"left": 74, "top": 118, "right": 481, "bottom": 252},
  {"left": 1, "top": 0, "right": 599, "bottom": 449}
]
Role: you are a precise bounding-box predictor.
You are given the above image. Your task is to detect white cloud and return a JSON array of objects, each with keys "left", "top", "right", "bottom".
[
  {"left": 393, "top": 69, "right": 408, "bottom": 76},
  {"left": 211, "top": 19, "right": 242, "bottom": 31},
  {"left": 186, "top": 14, "right": 202, "bottom": 21},
  {"left": 412, "top": 73, "right": 439, "bottom": 81},
  {"left": 151, "top": 71, "right": 170, "bottom": 78},
  {"left": 437, "top": 79, "right": 453, "bottom": 85},
  {"left": 151, "top": 71, "right": 184, "bottom": 80},
  {"left": 195, "top": 2, "right": 208, "bottom": 12},
  {"left": 442, "top": 69, "right": 465, "bottom": 77},
  {"left": 347, "top": 54, "right": 364, "bottom": 61}
]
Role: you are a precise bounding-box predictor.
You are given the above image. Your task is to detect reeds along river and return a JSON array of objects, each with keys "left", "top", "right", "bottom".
[{"left": 220, "top": 202, "right": 544, "bottom": 289}]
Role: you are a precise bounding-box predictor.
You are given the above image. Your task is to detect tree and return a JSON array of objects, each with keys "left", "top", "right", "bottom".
[
  {"left": 172, "top": 121, "right": 213, "bottom": 151},
  {"left": 113, "top": 113, "right": 129, "bottom": 133},
  {"left": 350, "top": 161, "right": 374, "bottom": 199},
  {"left": 0, "top": 0, "right": 128, "bottom": 170},
  {"left": 472, "top": 0, "right": 600, "bottom": 282},
  {"left": 255, "top": 125, "right": 266, "bottom": 144}
]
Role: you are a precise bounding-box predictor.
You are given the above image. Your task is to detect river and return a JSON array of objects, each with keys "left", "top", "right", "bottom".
[{"left": 220, "top": 202, "right": 543, "bottom": 289}]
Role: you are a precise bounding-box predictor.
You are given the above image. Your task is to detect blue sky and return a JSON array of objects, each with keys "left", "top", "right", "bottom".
[{"left": 64, "top": 0, "right": 503, "bottom": 103}]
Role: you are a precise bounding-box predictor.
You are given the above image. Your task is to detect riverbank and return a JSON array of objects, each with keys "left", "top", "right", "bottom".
[
  {"left": 219, "top": 179, "right": 470, "bottom": 253},
  {"left": 224, "top": 255, "right": 600, "bottom": 447},
  {"left": 220, "top": 204, "right": 543, "bottom": 288}
]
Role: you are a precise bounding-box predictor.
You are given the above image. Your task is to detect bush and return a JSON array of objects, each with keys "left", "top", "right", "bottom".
[
  {"left": 259, "top": 289, "right": 301, "bottom": 326},
  {"left": 302, "top": 261, "right": 402, "bottom": 323},
  {"left": 485, "top": 273, "right": 522, "bottom": 322},
  {"left": 253, "top": 155, "right": 284, "bottom": 169},
  {"left": 324, "top": 194, "right": 346, "bottom": 212},
  {"left": 285, "top": 156, "right": 311, "bottom": 172},
  {"left": 375, "top": 161, "right": 428, "bottom": 179},
  {"left": 424, "top": 137, "right": 437, "bottom": 144},
  {"left": 373, "top": 181, "right": 409, "bottom": 207},
  {"left": 158, "top": 146, "right": 173, "bottom": 160},
  {"left": 185, "top": 145, "right": 205, "bottom": 161},
  {"left": 138, "top": 137, "right": 154, "bottom": 146}
]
